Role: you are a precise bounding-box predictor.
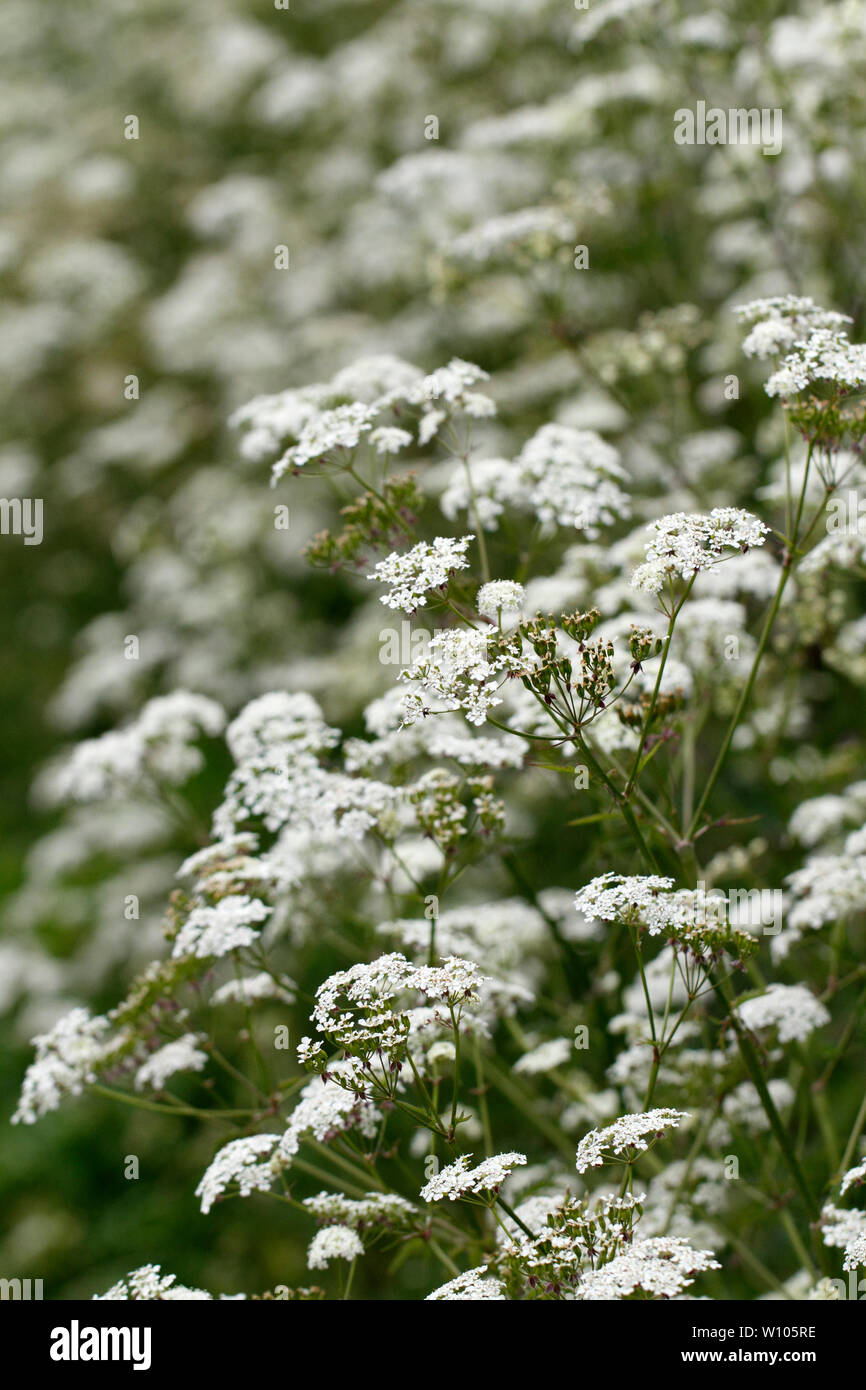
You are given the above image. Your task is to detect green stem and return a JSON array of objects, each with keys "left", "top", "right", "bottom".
[
  {"left": 495, "top": 1194, "right": 534, "bottom": 1239},
  {"left": 712, "top": 981, "right": 819, "bottom": 1221},
  {"left": 688, "top": 563, "right": 790, "bottom": 839},
  {"left": 577, "top": 735, "right": 660, "bottom": 872},
  {"left": 427, "top": 1238, "right": 461, "bottom": 1278},
  {"left": 624, "top": 579, "right": 693, "bottom": 799},
  {"left": 837, "top": 1087, "right": 866, "bottom": 1183},
  {"left": 91, "top": 1084, "right": 254, "bottom": 1121},
  {"left": 473, "top": 1037, "right": 494, "bottom": 1158},
  {"left": 688, "top": 444, "right": 814, "bottom": 839}
]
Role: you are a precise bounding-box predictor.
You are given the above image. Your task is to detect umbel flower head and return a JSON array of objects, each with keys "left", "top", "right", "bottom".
[
  {"left": 574, "top": 873, "right": 760, "bottom": 955},
  {"left": 840, "top": 1161, "right": 866, "bottom": 1197},
  {"left": 425, "top": 1267, "right": 506, "bottom": 1301},
  {"left": 441, "top": 424, "right": 630, "bottom": 537},
  {"left": 734, "top": 296, "right": 852, "bottom": 360},
  {"left": 575, "top": 1109, "right": 689, "bottom": 1172},
  {"left": 575, "top": 1238, "right": 720, "bottom": 1300},
  {"left": 46, "top": 692, "right": 226, "bottom": 804},
  {"left": 399, "top": 626, "right": 520, "bottom": 727},
  {"left": 369, "top": 535, "right": 474, "bottom": 612},
  {"left": 575, "top": 873, "right": 677, "bottom": 933},
  {"left": 134, "top": 1034, "right": 208, "bottom": 1092},
  {"left": 12, "top": 1008, "right": 127, "bottom": 1125},
  {"left": 734, "top": 298, "right": 866, "bottom": 440},
  {"left": 631, "top": 509, "right": 768, "bottom": 594},
  {"left": 420, "top": 1151, "right": 527, "bottom": 1203},
  {"left": 306, "top": 1225, "right": 364, "bottom": 1271},
  {"left": 302, "top": 1190, "right": 417, "bottom": 1229},
  {"left": 308, "top": 952, "right": 486, "bottom": 1064},
  {"left": 93, "top": 1264, "right": 217, "bottom": 1301},
  {"left": 735, "top": 983, "right": 830, "bottom": 1044},
  {"left": 477, "top": 579, "right": 525, "bottom": 622},
  {"left": 764, "top": 328, "right": 866, "bottom": 399}
]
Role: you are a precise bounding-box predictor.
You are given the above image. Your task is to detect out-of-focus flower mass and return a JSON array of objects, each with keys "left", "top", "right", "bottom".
[{"left": 3, "top": 0, "right": 866, "bottom": 1305}]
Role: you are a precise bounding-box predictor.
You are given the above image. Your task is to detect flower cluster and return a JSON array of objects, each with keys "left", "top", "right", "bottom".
[
  {"left": 308, "top": 952, "right": 485, "bottom": 1071},
  {"left": 306, "top": 1225, "right": 364, "bottom": 1270},
  {"left": 369, "top": 536, "right": 474, "bottom": 613},
  {"left": 575, "top": 1110, "right": 689, "bottom": 1173},
  {"left": 45, "top": 693, "right": 226, "bottom": 804},
  {"left": 11, "top": 0, "right": 866, "bottom": 1307},
  {"left": 736, "top": 984, "right": 830, "bottom": 1044},
  {"left": 13, "top": 1009, "right": 126, "bottom": 1125},
  {"left": 442, "top": 425, "right": 630, "bottom": 539},
  {"left": 94, "top": 1265, "right": 218, "bottom": 1301},
  {"left": 632, "top": 510, "right": 769, "bottom": 595},
  {"left": 420, "top": 1152, "right": 527, "bottom": 1203}
]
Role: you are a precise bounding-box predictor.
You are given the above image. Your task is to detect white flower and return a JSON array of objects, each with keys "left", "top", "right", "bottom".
[
  {"left": 213, "top": 692, "right": 398, "bottom": 844},
  {"left": 441, "top": 456, "right": 517, "bottom": 531},
  {"left": 516, "top": 424, "right": 631, "bottom": 536},
  {"left": 477, "top": 580, "right": 525, "bottom": 620},
  {"left": 178, "top": 834, "right": 260, "bottom": 885},
  {"left": 443, "top": 428, "right": 630, "bottom": 538},
  {"left": 380, "top": 898, "right": 547, "bottom": 994},
  {"left": 575, "top": 873, "right": 680, "bottom": 935},
  {"left": 575, "top": 1109, "right": 689, "bottom": 1172},
  {"left": 279, "top": 1064, "right": 381, "bottom": 1164},
  {"left": 311, "top": 951, "right": 485, "bottom": 1058},
  {"left": 229, "top": 384, "right": 330, "bottom": 463},
  {"left": 734, "top": 297, "right": 851, "bottom": 360},
  {"left": 405, "top": 357, "right": 490, "bottom": 407},
  {"left": 135, "top": 1034, "right": 208, "bottom": 1091},
  {"left": 764, "top": 328, "right": 866, "bottom": 398},
  {"left": 447, "top": 206, "right": 576, "bottom": 265},
  {"left": 575, "top": 1237, "right": 720, "bottom": 1299},
  {"left": 273, "top": 402, "right": 378, "bottom": 479},
  {"left": 631, "top": 509, "right": 768, "bottom": 593},
  {"left": 224, "top": 691, "right": 338, "bottom": 766},
  {"left": 786, "top": 852, "right": 866, "bottom": 934},
  {"left": 843, "top": 1234, "right": 866, "bottom": 1272},
  {"left": 820, "top": 1202, "right": 866, "bottom": 1262},
  {"left": 94, "top": 1264, "right": 214, "bottom": 1301},
  {"left": 418, "top": 410, "right": 446, "bottom": 444},
  {"left": 801, "top": 531, "right": 866, "bottom": 576},
  {"left": 306, "top": 1224, "right": 364, "bottom": 1270},
  {"left": 789, "top": 794, "right": 859, "bottom": 847},
  {"left": 399, "top": 626, "right": 518, "bottom": 726},
  {"left": 420, "top": 1152, "right": 527, "bottom": 1202},
  {"left": 369, "top": 426, "right": 413, "bottom": 455},
  {"left": 513, "top": 1038, "right": 572, "bottom": 1075},
  {"left": 426, "top": 1266, "right": 506, "bottom": 1300},
  {"left": 48, "top": 693, "right": 226, "bottom": 803},
  {"left": 211, "top": 972, "right": 295, "bottom": 1006},
  {"left": 172, "top": 895, "right": 272, "bottom": 960},
  {"left": 719, "top": 1079, "right": 795, "bottom": 1137},
  {"left": 13, "top": 1008, "right": 112, "bottom": 1125},
  {"left": 195, "top": 1134, "right": 280, "bottom": 1215},
  {"left": 303, "top": 1191, "right": 416, "bottom": 1227},
  {"left": 736, "top": 984, "right": 830, "bottom": 1043},
  {"left": 840, "top": 1161, "right": 866, "bottom": 1196},
  {"left": 805, "top": 1277, "right": 845, "bottom": 1301},
  {"left": 330, "top": 354, "right": 424, "bottom": 403},
  {"left": 369, "top": 535, "right": 474, "bottom": 612},
  {"left": 296, "top": 1036, "right": 326, "bottom": 1067}
]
